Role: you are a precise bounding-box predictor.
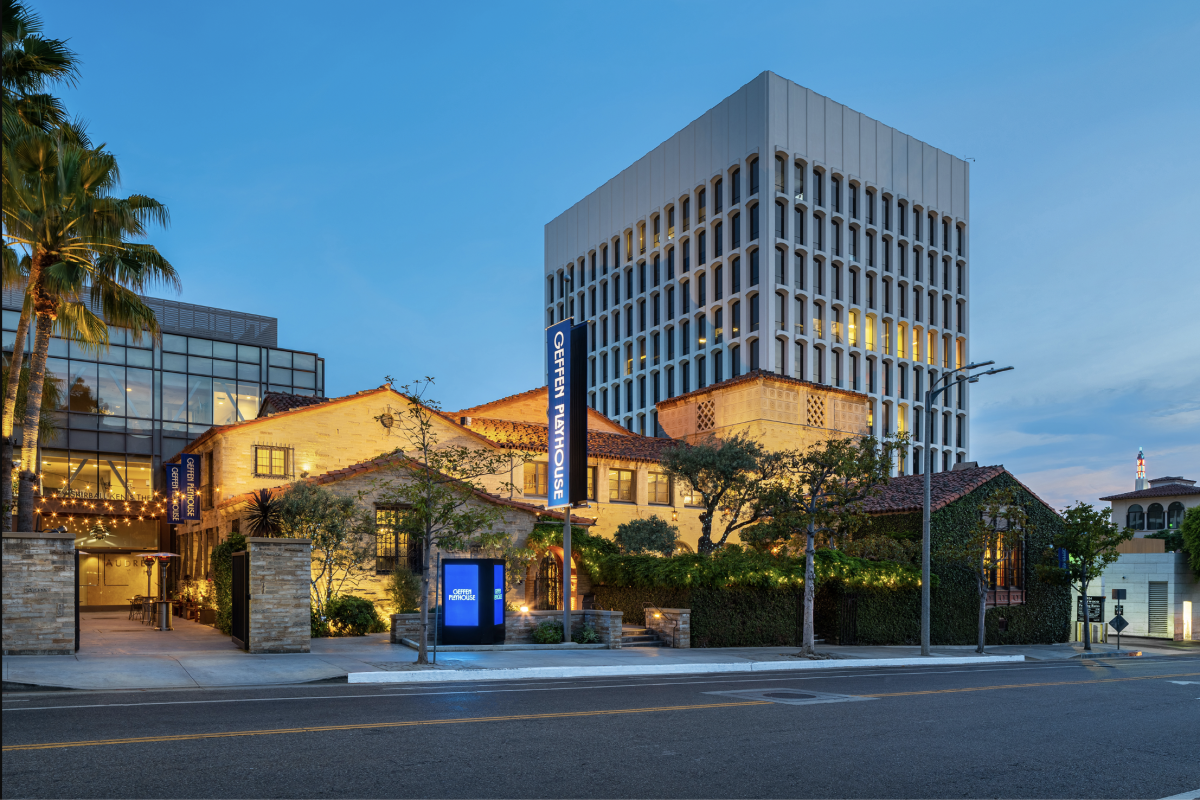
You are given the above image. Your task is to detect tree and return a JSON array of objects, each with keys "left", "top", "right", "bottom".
[
  {"left": 3, "top": 133, "right": 178, "bottom": 530},
  {"left": 371, "top": 377, "right": 525, "bottom": 665},
  {"left": 944, "top": 486, "right": 1029, "bottom": 654},
  {"left": 1182, "top": 506, "right": 1200, "bottom": 580},
  {"left": 614, "top": 515, "right": 678, "bottom": 556},
  {"left": 1037, "top": 502, "right": 1133, "bottom": 651},
  {"left": 274, "top": 482, "right": 374, "bottom": 621},
  {"left": 660, "top": 432, "right": 782, "bottom": 555},
  {"left": 756, "top": 435, "right": 903, "bottom": 656},
  {"left": 244, "top": 488, "right": 284, "bottom": 536}
]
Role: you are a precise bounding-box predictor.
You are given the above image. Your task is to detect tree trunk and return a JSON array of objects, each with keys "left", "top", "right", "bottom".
[
  {"left": 801, "top": 522, "right": 816, "bottom": 656},
  {"left": 1080, "top": 575, "right": 1091, "bottom": 652},
  {"left": 17, "top": 310, "right": 53, "bottom": 533},
  {"left": 1, "top": 309, "right": 30, "bottom": 531},
  {"left": 417, "top": 531, "right": 432, "bottom": 664},
  {"left": 696, "top": 509, "right": 714, "bottom": 555},
  {"left": 977, "top": 553, "right": 987, "bottom": 654}
]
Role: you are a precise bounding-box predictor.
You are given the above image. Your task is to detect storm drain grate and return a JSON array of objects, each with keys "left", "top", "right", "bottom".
[{"left": 704, "top": 688, "right": 874, "bottom": 706}]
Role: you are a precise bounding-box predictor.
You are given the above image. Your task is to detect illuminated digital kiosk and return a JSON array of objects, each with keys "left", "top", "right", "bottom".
[{"left": 438, "top": 559, "right": 506, "bottom": 645}]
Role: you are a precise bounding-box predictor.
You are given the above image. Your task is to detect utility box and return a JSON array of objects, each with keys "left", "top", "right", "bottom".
[{"left": 439, "top": 559, "right": 505, "bottom": 645}]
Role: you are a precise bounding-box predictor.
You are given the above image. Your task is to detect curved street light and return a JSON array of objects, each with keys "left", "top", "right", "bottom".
[{"left": 920, "top": 362, "right": 1014, "bottom": 656}]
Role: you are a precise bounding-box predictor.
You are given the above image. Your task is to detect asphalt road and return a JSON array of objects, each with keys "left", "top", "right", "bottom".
[{"left": 3, "top": 656, "right": 1198, "bottom": 799}]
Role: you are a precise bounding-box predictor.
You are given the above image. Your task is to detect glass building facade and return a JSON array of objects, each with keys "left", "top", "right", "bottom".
[{"left": 2, "top": 289, "right": 324, "bottom": 506}]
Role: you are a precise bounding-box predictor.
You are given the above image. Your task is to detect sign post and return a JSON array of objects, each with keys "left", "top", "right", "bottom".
[
  {"left": 1110, "top": 588, "right": 1128, "bottom": 651},
  {"left": 546, "top": 319, "right": 587, "bottom": 641}
]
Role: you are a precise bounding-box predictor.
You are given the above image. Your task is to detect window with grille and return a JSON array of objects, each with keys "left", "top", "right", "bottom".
[
  {"left": 524, "top": 462, "right": 548, "bottom": 496},
  {"left": 375, "top": 507, "right": 423, "bottom": 574},
  {"left": 254, "top": 446, "right": 291, "bottom": 478},
  {"left": 609, "top": 469, "right": 634, "bottom": 503},
  {"left": 648, "top": 472, "right": 671, "bottom": 505},
  {"left": 987, "top": 532, "right": 1024, "bottom": 590}
]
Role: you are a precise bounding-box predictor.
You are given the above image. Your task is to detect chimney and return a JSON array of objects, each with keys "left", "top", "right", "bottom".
[{"left": 460, "top": 416, "right": 472, "bottom": 427}]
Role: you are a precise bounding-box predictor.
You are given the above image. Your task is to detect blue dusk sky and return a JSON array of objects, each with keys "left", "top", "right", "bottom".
[{"left": 39, "top": 1, "right": 1200, "bottom": 509}]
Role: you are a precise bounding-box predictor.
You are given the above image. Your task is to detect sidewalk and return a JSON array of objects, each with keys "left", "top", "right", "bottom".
[{"left": 3, "top": 612, "right": 1194, "bottom": 692}]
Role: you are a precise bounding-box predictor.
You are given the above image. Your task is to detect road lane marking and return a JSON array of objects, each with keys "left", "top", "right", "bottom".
[
  {"left": 1, "top": 700, "right": 770, "bottom": 752},
  {"left": 864, "top": 671, "right": 1200, "bottom": 697}
]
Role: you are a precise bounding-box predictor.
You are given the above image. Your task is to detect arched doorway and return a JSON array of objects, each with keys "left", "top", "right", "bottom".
[{"left": 531, "top": 547, "right": 579, "bottom": 610}]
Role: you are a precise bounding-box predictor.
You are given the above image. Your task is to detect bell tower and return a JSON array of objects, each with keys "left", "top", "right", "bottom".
[{"left": 1135, "top": 447, "right": 1147, "bottom": 491}]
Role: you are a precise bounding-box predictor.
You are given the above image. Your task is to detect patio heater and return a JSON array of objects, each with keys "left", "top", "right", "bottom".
[{"left": 142, "top": 553, "right": 180, "bottom": 631}]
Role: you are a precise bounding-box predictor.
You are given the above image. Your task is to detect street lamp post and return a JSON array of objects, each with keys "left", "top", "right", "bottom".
[{"left": 920, "top": 361, "right": 1014, "bottom": 656}]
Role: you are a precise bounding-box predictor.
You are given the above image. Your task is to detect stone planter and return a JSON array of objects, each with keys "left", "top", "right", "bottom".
[{"left": 391, "top": 612, "right": 424, "bottom": 644}]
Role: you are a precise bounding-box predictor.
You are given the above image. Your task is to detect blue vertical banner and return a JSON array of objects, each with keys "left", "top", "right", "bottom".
[
  {"left": 546, "top": 320, "right": 572, "bottom": 507},
  {"left": 493, "top": 563, "right": 505, "bottom": 625},
  {"left": 165, "top": 463, "right": 183, "bottom": 523},
  {"left": 180, "top": 453, "right": 200, "bottom": 521}
]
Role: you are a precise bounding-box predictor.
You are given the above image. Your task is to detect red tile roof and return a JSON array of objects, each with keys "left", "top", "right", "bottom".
[
  {"left": 656, "top": 369, "right": 869, "bottom": 409},
  {"left": 259, "top": 392, "right": 330, "bottom": 417},
  {"left": 1098, "top": 485, "right": 1200, "bottom": 501},
  {"left": 218, "top": 452, "right": 594, "bottom": 525},
  {"left": 453, "top": 386, "right": 628, "bottom": 433},
  {"left": 466, "top": 417, "right": 678, "bottom": 464},
  {"left": 861, "top": 465, "right": 1057, "bottom": 515}
]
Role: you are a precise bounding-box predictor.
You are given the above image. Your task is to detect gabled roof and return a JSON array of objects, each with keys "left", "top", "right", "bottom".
[
  {"left": 176, "top": 385, "right": 501, "bottom": 458},
  {"left": 1099, "top": 485, "right": 1200, "bottom": 501},
  {"left": 218, "top": 452, "right": 594, "bottom": 526},
  {"left": 655, "top": 369, "right": 869, "bottom": 409},
  {"left": 466, "top": 417, "right": 678, "bottom": 464},
  {"left": 258, "top": 392, "right": 330, "bottom": 417},
  {"left": 861, "top": 465, "right": 1058, "bottom": 516},
  {"left": 453, "top": 386, "right": 628, "bottom": 434}
]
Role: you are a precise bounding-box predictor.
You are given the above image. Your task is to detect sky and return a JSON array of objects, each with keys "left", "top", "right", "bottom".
[{"left": 39, "top": 0, "right": 1200, "bottom": 510}]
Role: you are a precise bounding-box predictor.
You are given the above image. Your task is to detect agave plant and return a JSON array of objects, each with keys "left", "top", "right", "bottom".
[{"left": 244, "top": 488, "right": 283, "bottom": 537}]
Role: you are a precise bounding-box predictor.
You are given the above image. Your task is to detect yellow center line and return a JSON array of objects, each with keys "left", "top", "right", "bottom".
[
  {"left": 2, "top": 701, "right": 770, "bottom": 752},
  {"left": 864, "top": 671, "right": 1200, "bottom": 697}
]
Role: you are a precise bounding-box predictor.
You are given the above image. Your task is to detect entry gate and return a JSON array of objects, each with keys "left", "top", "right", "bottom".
[{"left": 231, "top": 551, "right": 250, "bottom": 650}]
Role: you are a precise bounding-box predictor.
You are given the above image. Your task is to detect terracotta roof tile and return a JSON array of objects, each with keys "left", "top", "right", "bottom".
[
  {"left": 467, "top": 417, "right": 677, "bottom": 464},
  {"left": 656, "top": 369, "right": 868, "bottom": 409},
  {"left": 453, "top": 387, "right": 628, "bottom": 433},
  {"left": 860, "top": 465, "right": 1057, "bottom": 516},
  {"left": 259, "top": 392, "right": 331, "bottom": 417},
  {"left": 218, "top": 452, "right": 593, "bottom": 525},
  {"left": 1098, "top": 485, "right": 1200, "bottom": 501}
]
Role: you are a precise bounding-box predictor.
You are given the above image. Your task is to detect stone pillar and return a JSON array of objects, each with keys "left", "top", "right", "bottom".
[
  {"left": 646, "top": 608, "right": 691, "bottom": 648},
  {"left": 2, "top": 532, "right": 76, "bottom": 655},
  {"left": 247, "top": 537, "right": 311, "bottom": 654}
]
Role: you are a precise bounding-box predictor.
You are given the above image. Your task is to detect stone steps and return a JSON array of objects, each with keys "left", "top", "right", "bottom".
[{"left": 621, "top": 625, "right": 667, "bottom": 647}]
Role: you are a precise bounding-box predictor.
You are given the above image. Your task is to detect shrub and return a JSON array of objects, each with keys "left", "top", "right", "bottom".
[
  {"left": 210, "top": 533, "right": 246, "bottom": 635},
  {"left": 387, "top": 568, "right": 422, "bottom": 613},
  {"left": 325, "top": 595, "right": 387, "bottom": 636},
  {"left": 311, "top": 606, "right": 330, "bottom": 638},
  {"left": 614, "top": 516, "right": 678, "bottom": 556},
  {"left": 1182, "top": 506, "right": 1200, "bottom": 579},
  {"left": 572, "top": 624, "right": 601, "bottom": 644},
  {"left": 532, "top": 619, "right": 564, "bottom": 644}
]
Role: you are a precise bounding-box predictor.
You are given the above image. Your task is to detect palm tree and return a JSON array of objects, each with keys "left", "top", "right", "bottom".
[
  {"left": 3, "top": 132, "right": 178, "bottom": 530},
  {"left": 2, "top": 0, "right": 81, "bottom": 528},
  {"left": 244, "top": 489, "right": 284, "bottom": 537}
]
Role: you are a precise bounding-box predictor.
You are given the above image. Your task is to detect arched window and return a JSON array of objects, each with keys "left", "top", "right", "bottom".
[
  {"left": 1146, "top": 503, "right": 1166, "bottom": 530},
  {"left": 1167, "top": 502, "right": 1185, "bottom": 529},
  {"left": 1126, "top": 504, "right": 1144, "bottom": 530}
]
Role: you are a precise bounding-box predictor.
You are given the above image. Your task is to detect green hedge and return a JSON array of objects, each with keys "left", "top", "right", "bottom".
[{"left": 210, "top": 533, "right": 246, "bottom": 635}]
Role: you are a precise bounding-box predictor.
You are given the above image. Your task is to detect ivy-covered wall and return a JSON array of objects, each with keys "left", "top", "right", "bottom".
[
  {"left": 592, "top": 472, "right": 1069, "bottom": 647},
  {"left": 858, "top": 470, "right": 1070, "bottom": 646}
]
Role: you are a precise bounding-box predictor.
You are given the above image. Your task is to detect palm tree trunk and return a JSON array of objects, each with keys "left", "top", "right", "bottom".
[
  {"left": 16, "top": 310, "right": 53, "bottom": 532},
  {"left": 801, "top": 522, "right": 816, "bottom": 656},
  {"left": 2, "top": 308, "right": 31, "bottom": 531}
]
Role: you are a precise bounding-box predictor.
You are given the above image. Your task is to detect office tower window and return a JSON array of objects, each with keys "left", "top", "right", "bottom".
[
  {"left": 814, "top": 259, "right": 824, "bottom": 296},
  {"left": 850, "top": 226, "right": 858, "bottom": 260},
  {"left": 749, "top": 248, "right": 760, "bottom": 286},
  {"left": 653, "top": 294, "right": 661, "bottom": 327},
  {"left": 898, "top": 202, "right": 906, "bottom": 235},
  {"left": 942, "top": 219, "right": 949, "bottom": 250},
  {"left": 851, "top": 353, "right": 860, "bottom": 391},
  {"left": 832, "top": 220, "right": 841, "bottom": 256},
  {"left": 714, "top": 221, "right": 723, "bottom": 257},
  {"left": 883, "top": 278, "right": 891, "bottom": 314},
  {"left": 698, "top": 314, "right": 707, "bottom": 349},
  {"left": 794, "top": 162, "right": 805, "bottom": 201},
  {"left": 898, "top": 244, "right": 906, "bottom": 276},
  {"left": 794, "top": 252, "right": 805, "bottom": 290},
  {"left": 850, "top": 269, "right": 859, "bottom": 305},
  {"left": 775, "top": 249, "right": 786, "bottom": 285},
  {"left": 638, "top": 375, "right": 646, "bottom": 408},
  {"left": 913, "top": 208, "right": 921, "bottom": 241},
  {"left": 666, "top": 286, "right": 675, "bottom": 320},
  {"left": 914, "top": 253, "right": 921, "bottom": 283},
  {"left": 683, "top": 198, "right": 690, "bottom": 231},
  {"left": 714, "top": 308, "right": 724, "bottom": 344},
  {"left": 714, "top": 265, "right": 724, "bottom": 301},
  {"left": 868, "top": 357, "right": 876, "bottom": 392},
  {"left": 698, "top": 188, "right": 707, "bottom": 222},
  {"left": 833, "top": 265, "right": 842, "bottom": 300},
  {"left": 794, "top": 206, "right": 805, "bottom": 244},
  {"left": 883, "top": 236, "right": 890, "bottom": 271},
  {"left": 775, "top": 293, "right": 785, "bottom": 332},
  {"left": 834, "top": 350, "right": 843, "bottom": 388},
  {"left": 654, "top": 215, "right": 661, "bottom": 248},
  {"left": 883, "top": 196, "right": 891, "bottom": 230},
  {"left": 850, "top": 184, "right": 858, "bottom": 218},
  {"left": 748, "top": 338, "right": 759, "bottom": 371},
  {"left": 928, "top": 214, "right": 936, "bottom": 248},
  {"left": 697, "top": 355, "right": 707, "bottom": 389},
  {"left": 750, "top": 293, "right": 760, "bottom": 332},
  {"left": 666, "top": 326, "right": 675, "bottom": 360},
  {"left": 698, "top": 230, "right": 707, "bottom": 265},
  {"left": 942, "top": 259, "right": 950, "bottom": 291},
  {"left": 731, "top": 167, "right": 741, "bottom": 205},
  {"left": 589, "top": 252, "right": 596, "bottom": 282},
  {"left": 832, "top": 176, "right": 841, "bottom": 212},
  {"left": 731, "top": 300, "right": 741, "bottom": 338},
  {"left": 714, "top": 178, "right": 722, "bottom": 213},
  {"left": 814, "top": 169, "right": 824, "bottom": 206},
  {"left": 667, "top": 207, "right": 675, "bottom": 240},
  {"left": 625, "top": 230, "right": 632, "bottom": 260},
  {"left": 713, "top": 349, "right": 723, "bottom": 382},
  {"left": 666, "top": 365, "right": 675, "bottom": 399},
  {"left": 682, "top": 280, "right": 690, "bottom": 313},
  {"left": 682, "top": 239, "right": 690, "bottom": 272},
  {"left": 749, "top": 159, "right": 760, "bottom": 196},
  {"left": 814, "top": 215, "right": 824, "bottom": 251},
  {"left": 866, "top": 190, "right": 875, "bottom": 225},
  {"left": 602, "top": 244, "right": 609, "bottom": 273},
  {"left": 899, "top": 287, "right": 907, "bottom": 318},
  {"left": 698, "top": 272, "right": 707, "bottom": 306},
  {"left": 774, "top": 156, "right": 786, "bottom": 194},
  {"left": 653, "top": 255, "right": 661, "bottom": 287},
  {"left": 868, "top": 274, "right": 875, "bottom": 309},
  {"left": 794, "top": 296, "right": 805, "bottom": 336},
  {"left": 775, "top": 202, "right": 785, "bottom": 239},
  {"left": 732, "top": 256, "right": 741, "bottom": 294},
  {"left": 730, "top": 212, "right": 740, "bottom": 249},
  {"left": 682, "top": 319, "right": 691, "bottom": 355},
  {"left": 626, "top": 308, "right": 633, "bottom": 338},
  {"left": 638, "top": 222, "right": 646, "bottom": 254},
  {"left": 681, "top": 360, "right": 690, "bottom": 392},
  {"left": 815, "top": 346, "right": 824, "bottom": 383},
  {"left": 794, "top": 340, "right": 805, "bottom": 379}
]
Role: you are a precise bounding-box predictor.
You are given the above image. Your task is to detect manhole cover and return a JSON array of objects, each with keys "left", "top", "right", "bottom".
[{"left": 763, "top": 692, "right": 817, "bottom": 699}]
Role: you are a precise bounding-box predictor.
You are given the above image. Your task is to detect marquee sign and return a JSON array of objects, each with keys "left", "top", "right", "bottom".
[
  {"left": 545, "top": 320, "right": 588, "bottom": 508},
  {"left": 165, "top": 454, "right": 201, "bottom": 523},
  {"left": 439, "top": 558, "right": 505, "bottom": 645}
]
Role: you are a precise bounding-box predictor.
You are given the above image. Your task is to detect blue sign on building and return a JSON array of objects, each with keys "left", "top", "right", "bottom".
[
  {"left": 438, "top": 559, "right": 505, "bottom": 645},
  {"left": 546, "top": 319, "right": 572, "bottom": 508},
  {"left": 180, "top": 453, "right": 200, "bottom": 521},
  {"left": 165, "top": 463, "right": 183, "bottom": 523}
]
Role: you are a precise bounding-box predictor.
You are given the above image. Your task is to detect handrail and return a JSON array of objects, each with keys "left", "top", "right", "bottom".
[{"left": 643, "top": 602, "right": 678, "bottom": 648}]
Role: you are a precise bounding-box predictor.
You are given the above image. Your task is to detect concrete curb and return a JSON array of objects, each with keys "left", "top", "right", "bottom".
[
  {"left": 398, "top": 638, "right": 612, "bottom": 651},
  {"left": 347, "top": 655, "right": 1025, "bottom": 684}
]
